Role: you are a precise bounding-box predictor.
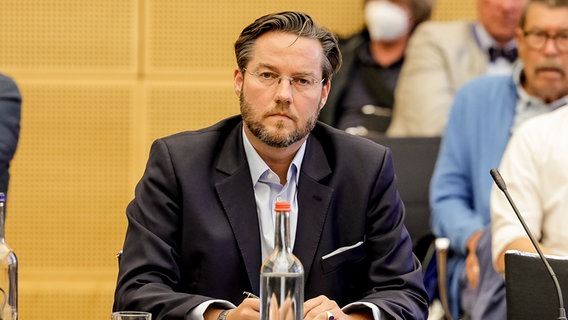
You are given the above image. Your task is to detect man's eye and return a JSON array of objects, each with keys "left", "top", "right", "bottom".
[
  {"left": 259, "top": 72, "right": 276, "bottom": 79},
  {"left": 294, "top": 77, "right": 311, "bottom": 86}
]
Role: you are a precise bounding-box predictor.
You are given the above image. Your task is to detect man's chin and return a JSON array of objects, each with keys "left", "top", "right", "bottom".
[
  {"left": 534, "top": 86, "right": 568, "bottom": 103},
  {"left": 264, "top": 134, "right": 294, "bottom": 148},
  {"left": 263, "top": 129, "right": 305, "bottom": 148}
]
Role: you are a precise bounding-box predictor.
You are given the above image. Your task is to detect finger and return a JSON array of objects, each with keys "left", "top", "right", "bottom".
[
  {"left": 269, "top": 294, "right": 279, "bottom": 319},
  {"left": 303, "top": 296, "right": 341, "bottom": 320},
  {"left": 304, "top": 295, "right": 327, "bottom": 309},
  {"left": 280, "top": 295, "right": 294, "bottom": 320},
  {"left": 303, "top": 295, "right": 326, "bottom": 316},
  {"left": 242, "top": 297, "right": 260, "bottom": 312},
  {"left": 326, "top": 310, "right": 335, "bottom": 320}
]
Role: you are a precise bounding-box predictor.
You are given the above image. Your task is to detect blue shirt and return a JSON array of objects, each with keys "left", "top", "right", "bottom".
[{"left": 242, "top": 129, "right": 305, "bottom": 261}]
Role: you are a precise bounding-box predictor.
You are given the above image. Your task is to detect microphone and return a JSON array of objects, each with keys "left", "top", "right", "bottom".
[{"left": 490, "top": 168, "right": 567, "bottom": 320}]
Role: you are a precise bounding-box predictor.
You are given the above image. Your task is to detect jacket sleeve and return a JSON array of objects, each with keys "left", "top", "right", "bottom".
[
  {"left": 113, "top": 138, "right": 211, "bottom": 319},
  {"left": 364, "top": 149, "right": 429, "bottom": 319},
  {"left": 0, "top": 74, "right": 22, "bottom": 193}
]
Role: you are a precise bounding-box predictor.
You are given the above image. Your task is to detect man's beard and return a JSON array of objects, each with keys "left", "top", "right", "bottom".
[
  {"left": 531, "top": 59, "right": 568, "bottom": 103},
  {"left": 240, "top": 93, "right": 320, "bottom": 148}
]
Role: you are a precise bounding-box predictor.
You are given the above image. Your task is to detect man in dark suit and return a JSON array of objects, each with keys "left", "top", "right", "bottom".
[
  {"left": 113, "top": 11, "right": 428, "bottom": 320},
  {"left": 0, "top": 73, "right": 21, "bottom": 195}
]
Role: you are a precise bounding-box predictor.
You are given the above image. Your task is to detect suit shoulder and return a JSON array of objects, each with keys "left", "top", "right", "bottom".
[
  {"left": 414, "top": 20, "right": 473, "bottom": 38},
  {"left": 0, "top": 73, "right": 21, "bottom": 96},
  {"left": 151, "top": 116, "right": 241, "bottom": 159},
  {"left": 458, "top": 75, "right": 514, "bottom": 93},
  {"left": 451, "top": 76, "right": 516, "bottom": 118},
  {"left": 0, "top": 73, "right": 17, "bottom": 86},
  {"left": 309, "top": 124, "right": 392, "bottom": 181},
  {"left": 159, "top": 116, "right": 241, "bottom": 143}
]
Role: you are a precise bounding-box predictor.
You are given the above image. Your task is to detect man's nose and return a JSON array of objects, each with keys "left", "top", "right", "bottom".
[
  {"left": 543, "top": 37, "right": 561, "bottom": 56},
  {"left": 274, "top": 77, "right": 294, "bottom": 103}
]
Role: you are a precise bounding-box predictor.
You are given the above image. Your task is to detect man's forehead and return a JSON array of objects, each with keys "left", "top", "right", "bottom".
[{"left": 250, "top": 32, "right": 324, "bottom": 64}]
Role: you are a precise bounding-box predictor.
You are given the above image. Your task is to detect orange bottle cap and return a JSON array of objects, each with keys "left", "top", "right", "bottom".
[{"left": 275, "top": 201, "right": 291, "bottom": 212}]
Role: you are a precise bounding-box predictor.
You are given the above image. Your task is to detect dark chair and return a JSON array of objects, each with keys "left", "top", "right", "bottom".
[
  {"left": 505, "top": 250, "right": 568, "bottom": 320},
  {"left": 370, "top": 136, "right": 441, "bottom": 262},
  {"left": 369, "top": 135, "right": 447, "bottom": 316}
]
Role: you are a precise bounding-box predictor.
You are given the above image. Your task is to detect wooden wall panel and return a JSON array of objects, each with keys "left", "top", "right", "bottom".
[
  {"left": 0, "top": 0, "right": 138, "bottom": 74},
  {"left": 8, "top": 81, "right": 133, "bottom": 270},
  {"left": 144, "top": 0, "right": 364, "bottom": 75}
]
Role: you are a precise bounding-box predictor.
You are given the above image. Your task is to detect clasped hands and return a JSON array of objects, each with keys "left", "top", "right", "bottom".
[{"left": 207, "top": 295, "right": 373, "bottom": 320}]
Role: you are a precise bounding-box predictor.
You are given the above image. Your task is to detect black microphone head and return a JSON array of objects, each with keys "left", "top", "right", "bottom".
[{"left": 490, "top": 168, "right": 507, "bottom": 192}]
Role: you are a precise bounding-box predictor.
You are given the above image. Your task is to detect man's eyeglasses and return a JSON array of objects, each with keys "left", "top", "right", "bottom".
[
  {"left": 243, "top": 69, "right": 324, "bottom": 92},
  {"left": 523, "top": 30, "right": 568, "bottom": 53}
]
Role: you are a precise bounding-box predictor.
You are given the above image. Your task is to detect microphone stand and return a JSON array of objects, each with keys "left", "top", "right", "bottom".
[{"left": 490, "top": 168, "right": 567, "bottom": 320}]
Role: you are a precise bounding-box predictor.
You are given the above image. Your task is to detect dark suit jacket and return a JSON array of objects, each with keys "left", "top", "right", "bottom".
[
  {"left": 0, "top": 74, "right": 21, "bottom": 194},
  {"left": 114, "top": 116, "right": 428, "bottom": 319}
]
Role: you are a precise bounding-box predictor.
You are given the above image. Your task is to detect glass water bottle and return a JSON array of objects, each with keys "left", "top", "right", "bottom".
[
  {"left": 260, "top": 201, "right": 304, "bottom": 320},
  {"left": 0, "top": 193, "right": 17, "bottom": 320}
]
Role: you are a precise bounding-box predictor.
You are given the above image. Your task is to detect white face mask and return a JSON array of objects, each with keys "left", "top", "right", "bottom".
[{"left": 365, "top": 1, "right": 410, "bottom": 41}]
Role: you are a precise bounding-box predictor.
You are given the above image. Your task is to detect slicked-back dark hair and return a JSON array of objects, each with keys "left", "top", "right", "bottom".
[{"left": 234, "top": 11, "right": 342, "bottom": 84}]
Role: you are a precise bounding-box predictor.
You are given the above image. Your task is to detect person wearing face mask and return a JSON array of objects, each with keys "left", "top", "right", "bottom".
[
  {"left": 388, "top": 0, "right": 529, "bottom": 137},
  {"left": 319, "top": 0, "right": 433, "bottom": 139}
]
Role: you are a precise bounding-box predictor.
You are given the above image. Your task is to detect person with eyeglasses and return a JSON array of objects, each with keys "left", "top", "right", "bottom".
[
  {"left": 388, "top": 0, "right": 528, "bottom": 137},
  {"left": 113, "top": 11, "right": 428, "bottom": 320},
  {"left": 429, "top": 0, "right": 568, "bottom": 319},
  {"left": 490, "top": 0, "right": 568, "bottom": 275},
  {"left": 242, "top": 68, "right": 326, "bottom": 92}
]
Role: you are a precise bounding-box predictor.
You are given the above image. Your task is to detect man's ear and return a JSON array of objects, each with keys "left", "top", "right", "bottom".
[
  {"left": 319, "top": 80, "right": 332, "bottom": 109},
  {"left": 233, "top": 68, "right": 243, "bottom": 97}
]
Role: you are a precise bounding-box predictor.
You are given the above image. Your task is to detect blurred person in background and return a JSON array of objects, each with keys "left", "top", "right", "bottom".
[
  {"left": 490, "top": 2, "right": 568, "bottom": 275},
  {"left": 0, "top": 73, "right": 22, "bottom": 196},
  {"left": 388, "top": 0, "right": 528, "bottom": 137},
  {"left": 491, "top": 106, "right": 568, "bottom": 275},
  {"left": 430, "top": 0, "right": 568, "bottom": 318},
  {"left": 319, "top": 0, "right": 433, "bottom": 139}
]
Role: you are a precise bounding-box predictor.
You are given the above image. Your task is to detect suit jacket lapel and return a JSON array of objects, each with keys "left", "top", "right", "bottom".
[
  {"left": 213, "top": 125, "right": 334, "bottom": 291},
  {"left": 294, "top": 135, "right": 333, "bottom": 281},
  {"left": 215, "top": 124, "right": 262, "bottom": 292},
  {"left": 468, "top": 22, "right": 491, "bottom": 77}
]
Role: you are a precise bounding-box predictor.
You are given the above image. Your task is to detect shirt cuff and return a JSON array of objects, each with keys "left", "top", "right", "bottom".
[
  {"left": 187, "top": 300, "right": 236, "bottom": 320},
  {"left": 343, "top": 301, "right": 383, "bottom": 320}
]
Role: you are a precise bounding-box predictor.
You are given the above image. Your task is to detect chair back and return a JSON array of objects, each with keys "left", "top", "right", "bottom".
[
  {"left": 505, "top": 250, "right": 568, "bottom": 320},
  {"left": 369, "top": 136, "right": 441, "bottom": 261}
]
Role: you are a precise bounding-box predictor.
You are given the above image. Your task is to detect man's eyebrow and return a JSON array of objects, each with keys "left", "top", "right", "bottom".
[
  {"left": 255, "top": 63, "right": 277, "bottom": 71},
  {"left": 254, "top": 64, "right": 316, "bottom": 77}
]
